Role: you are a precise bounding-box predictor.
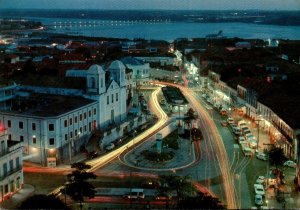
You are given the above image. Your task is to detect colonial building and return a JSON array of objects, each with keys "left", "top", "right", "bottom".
[{"left": 0, "top": 60, "right": 134, "bottom": 165}]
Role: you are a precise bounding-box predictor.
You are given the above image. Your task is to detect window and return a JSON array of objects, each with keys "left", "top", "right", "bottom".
[
  {"left": 116, "top": 93, "right": 118, "bottom": 101},
  {"left": 80, "top": 127, "right": 82, "bottom": 134},
  {"left": 64, "top": 120, "right": 68, "bottom": 127},
  {"left": 89, "top": 122, "right": 92, "bottom": 131},
  {"left": 84, "top": 125, "right": 87, "bottom": 132},
  {"left": 48, "top": 124, "right": 54, "bottom": 131},
  {"left": 80, "top": 114, "right": 82, "bottom": 121},
  {"left": 101, "top": 78, "right": 103, "bottom": 88},
  {"left": 49, "top": 138, "right": 55, "bottom": 145},
  {"left": 65, "top": 134, "right": 68, "bottom": 141},
  {"left": 9, "top": 160, "right": 13, "bottom": 171},
  {"left": 112, "top": 94, "right": 114, "bottom": 103},
  {"left": 89, "top": 110, "right": 91, "bottom": 117},
  {"left": 75, "top": 116, "right": 78, "bottom": 123},
  {"left": 32, "top": 123, "right": 36, "bottom": 131},
  {"left": 7, "top": 120, "right": 11, "bottom": 128},
  {"left": 107, "top": 95, "right": 109, "bottom": 104},
  {"left": 8, "top": 134, "right": 11, "bottom": 141},
  {"left": 93, "top": 108, "right": 96, "bottom": 115},
  {"left": 19, "top": 121, "right": 23, "bottom": 129},
  {"left": 16, "top": 157, "right": 20, "bottom": 169},
  {"left": 3, "top": 163, "right": 7, "bottom": 176},
  {"left": 70, "top": 132, "right": 73, "bottom": 139},
  {"left": 84, "top": 113, "right": 87, "bottom": 119},
  {"left": 32, "top": 136, "right": 36, "bottom": 144},
  {"left": 75, "top": 130, "right": 78, "bottom": 136},
  {"left": 20, "top": 136, "right": 24, "bottom": 142},
  {"left": 69, "top": 118, "right": 72, "bottom": 125}
]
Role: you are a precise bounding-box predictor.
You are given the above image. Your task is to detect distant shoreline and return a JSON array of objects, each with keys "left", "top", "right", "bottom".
[{"left": 0, "top": 9, "right": 299, "bottom": 26}]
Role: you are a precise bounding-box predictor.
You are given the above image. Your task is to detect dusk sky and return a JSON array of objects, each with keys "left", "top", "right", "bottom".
[{"left": 0, "top": 0, "right": 299, "bottom": 10}]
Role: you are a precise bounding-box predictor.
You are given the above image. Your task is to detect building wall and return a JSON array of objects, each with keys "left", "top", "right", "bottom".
[
  {"left": 0, "top": 130, "right": 23, "bottom": 202},
  {"left": 0, "top": 102, "right": 98, "bottom": 164}
]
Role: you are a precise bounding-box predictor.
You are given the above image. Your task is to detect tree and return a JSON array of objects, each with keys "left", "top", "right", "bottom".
[
  {"left": 183, "top": 108, "right": 198, "bottom": 141},
  {"left": 19, "top": 194, "right": 71, "bottom": 210},
  {"left": 269, "top": 147, "right": 287, "bottom": 169},
  {"left": 158, "top": 174, "right": 196, "bottom": 208},
  {"left": 63, "top": 162, "right": 96, "bottom": 210},
  {"left": 177, "top": 192, "right": 225, "bottom": 209}
]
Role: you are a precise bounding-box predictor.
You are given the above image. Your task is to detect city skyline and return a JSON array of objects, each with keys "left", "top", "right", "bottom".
[{"left": 0, "top": 0, "right": 299, "bottom": 10}]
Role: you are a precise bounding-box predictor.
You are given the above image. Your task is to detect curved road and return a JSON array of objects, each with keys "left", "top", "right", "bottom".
[{"left": 153, "top": 81, "right": 237, "bottom": 209}]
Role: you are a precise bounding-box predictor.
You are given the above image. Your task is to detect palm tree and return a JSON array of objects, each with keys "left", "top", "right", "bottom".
[
  {"left": 183, "top": 108, "right": 198, "bottom": 142},
  {"left": 63, "top": 162, "right": 96, "bottom": 210},
  {"left": 158, "top": 174, "right": 196, "bottom": 208},
  {"left": 269, "top": 147, "right": 287, "bottom": 169}
]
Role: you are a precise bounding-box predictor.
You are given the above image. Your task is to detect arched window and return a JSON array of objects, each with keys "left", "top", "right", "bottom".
[{"left": 90, "top": 77, "right": 96, "bottom": 88}]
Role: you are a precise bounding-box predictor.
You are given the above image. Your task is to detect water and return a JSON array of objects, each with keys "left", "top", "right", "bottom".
[
  {"left": 34, "top": 17, "right": 300, "bottom": 41},
  {"left": 2, "top": 10, "right": 300, "bottom": 41}
]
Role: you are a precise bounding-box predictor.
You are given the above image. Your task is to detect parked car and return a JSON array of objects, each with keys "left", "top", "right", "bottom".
[
  {"left": 243, "top": 129, "right": 252, "bottom": 136},
  {"left": 256, "top": 176, "right": 265, "bottom": 185},
  {"left": 242, "top": 146, "right": 253, "bottom": 157},
  {"left": 249, "top": 140, "right": 258, "bottom": 149},
  {"left": 238, "top": 136, "right": 246, "bottom": 144},
  {"left": 254, "top": 184, "right": 265, "bottom": 196},
  {"left": 227, "top": 117, "right": 235, "bottom": 124},
  {"left": 221, "top": 120, "right": 228, "bottom": 127},
  {"left": 105, "top": 143, "right": 115, "bottom": 151},
  {"left": 86, "top": 151, "right": 98, "bottom": 159},
  {"left": 245, "top": 133, "right": 256, "bottom": 141},
  {"left": 241, "top": 126, "right": 250, "bottom": 134},
  {"left": 255, "top": 194, "right": 264, "bottom": 206},
  {"left": 256, "top": 153, "right": 268, "bottom": 161},
  {"left": 284, "top": 160, "right": 297, "bottom": 168},
  {"left": 238, "top": 120, "right": 247, "bottom": 127}
]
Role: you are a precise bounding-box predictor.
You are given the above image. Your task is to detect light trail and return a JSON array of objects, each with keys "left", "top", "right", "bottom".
[
  {"left": 152, "top": 81, "right": 237, "bottom": 209},
  {"left": 49, "top": 87, "right": 169, "bottom": 196}
]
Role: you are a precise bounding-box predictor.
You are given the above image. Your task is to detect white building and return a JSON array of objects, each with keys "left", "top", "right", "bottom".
[
  {"left": 0, "top": 61, "right": 133, "bottom": 165},
  {"left": 120, "top": 57, "right": 150, "bottom": 87},
  {"left": 0, "top": 127, "right": 23, "bottom": 202}
]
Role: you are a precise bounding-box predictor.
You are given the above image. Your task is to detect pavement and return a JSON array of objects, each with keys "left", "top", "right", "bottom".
[{"left": 0, "top": 184, "right": 35, "bottom": 209}]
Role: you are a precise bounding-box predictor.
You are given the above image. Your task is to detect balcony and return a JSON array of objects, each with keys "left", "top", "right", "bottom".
[{"left": 0, "top": 166, "right": 22, "bottom": 181}]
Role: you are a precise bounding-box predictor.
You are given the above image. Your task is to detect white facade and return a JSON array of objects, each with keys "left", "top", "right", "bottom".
[
  {"left": 0, "top": 82, "right": 17, "bottom": 111},
  {"left": 0, "top": 99, "right": 98, "bottom": 165},
  {"left": 0, "top": 129, "right": 23, "bottom": 202}
]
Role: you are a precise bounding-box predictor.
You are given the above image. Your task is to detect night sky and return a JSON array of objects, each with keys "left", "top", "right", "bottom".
[{"left": 0, "top": 0, "right": 299, "bottom": 10}]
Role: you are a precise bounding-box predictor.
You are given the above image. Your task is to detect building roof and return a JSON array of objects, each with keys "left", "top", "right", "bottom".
[
  {"left": 2, "top": 94, "right": 96, "bottom": 117},
  {"left": 108, "top": 60, "right": 126, "bottom": 70},
  {"left": 120, "top": 56, "right": 144, "bottom": 66}
]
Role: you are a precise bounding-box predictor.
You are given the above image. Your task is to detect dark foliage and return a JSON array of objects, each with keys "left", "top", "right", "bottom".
[
  {"left": 19, "top": 194, "right": 70, "bottom": 210},
  {"left": 177, "top": 192, "right": 225, "bottom": 209}
]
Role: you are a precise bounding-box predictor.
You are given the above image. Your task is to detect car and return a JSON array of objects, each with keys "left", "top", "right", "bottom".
[
  {"left": 160, "top": 99, "right": 166, "bottom": 105},
  {"left": 254, "top": 184, "right": 265, "bottom": 196},
  {"left": 243, "top": 129, "right": 252, "bottom": 135},
  {"left": 238, "top": 120, "right": 247, "bottom": 127},
  {"left": 255, "top": 194, "right": 263, "bottom": 206},
  {"left": 227, "top": 117, "right": 235, "bottom": 124},
  {"left": 221, "top": 120, "right": 228, "bottom": 127},
  {"left": 86, "top": 151, "right": 98, "bottom": 159},
  {"left": 241, "top": 126, "right": 250, "bottom": 134},
  {"left": 249, "top": 140, "right": 258, "bottom": 149},
  {"left": 105, "top": 143, "right": 115, "bottom": 151},
  {"left": 123, "top": 188, "right": 145, "bottom": 199},
  {"left": 245, "top": 133, "right": 256, "bottom": 141},
  {"left": 238, "top": 136, "right": 246, "bottom": 144},
  {"left": 283, "top": 160, "right": 297, "bottom": 168},
  {"left": 243, "top": 146, "right": 253, "bottom": 157},
  {"left": 256, "top": 153, "right": 268, "bottom": 161},
  {"left": 256, "top": 176, "right": 265, "bottom": 185}
]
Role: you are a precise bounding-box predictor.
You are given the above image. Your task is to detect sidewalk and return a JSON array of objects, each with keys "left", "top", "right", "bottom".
[{"left": 0, "top": 184, "right": 35, "bottom": 209}]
